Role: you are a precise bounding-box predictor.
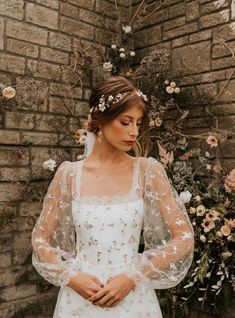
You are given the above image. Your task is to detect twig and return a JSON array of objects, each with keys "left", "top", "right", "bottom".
[
  {"left": 212, "top": 40, "right": 235, "bottom": 102},
  {"left": 138, "top": 1, "right": 165, "bottom": 25},
  {"left": 129, "top": 0, "right": 145, "bottom": 26}
]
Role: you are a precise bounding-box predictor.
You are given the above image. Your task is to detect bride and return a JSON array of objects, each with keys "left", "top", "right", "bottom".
[{"left": 32, "top": 75, "right": 194, "bottom": 317}]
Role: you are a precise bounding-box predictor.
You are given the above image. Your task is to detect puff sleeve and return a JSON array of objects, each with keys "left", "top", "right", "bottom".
[
  {"left": 31, "top": 161, "right": 79, "bottom": 287},
  {"left": 129, "top": 157, "right": 194, "bottom": 289}
]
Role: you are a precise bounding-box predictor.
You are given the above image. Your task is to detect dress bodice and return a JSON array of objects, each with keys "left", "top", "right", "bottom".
[
  {"left": 72, "top": 199, "right": 144, "bottom": 268},
  {"left": 71, "top": 157, "right": 144, "bottom": 268}
]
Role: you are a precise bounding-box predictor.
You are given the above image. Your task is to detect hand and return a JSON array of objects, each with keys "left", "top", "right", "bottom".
[
  {"left": 88, "top": 273, "right": 135, "bottom": 308},
  {"left": 67, "top": 272, "right": 103, "bottom": 300}
]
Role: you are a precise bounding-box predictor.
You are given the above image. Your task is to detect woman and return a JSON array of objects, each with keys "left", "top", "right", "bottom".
[{"left": 32, "top": 76, "right": 194, "bottom": 317}]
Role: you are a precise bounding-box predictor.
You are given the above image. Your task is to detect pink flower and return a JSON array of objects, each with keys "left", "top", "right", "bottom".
[
  {"left": 2, "top": 86, "right": 16, "bottom": 99},
  {"left": 220, "top": 225, "right": 231, "bottom": 236},
  {"left": 206, "top": 134, "right": 218, "bottom": 148},
  {"left": 224, "top": 218, "right": 235, "bottom": 229},
  {"left": 166, "top": 86, "right": 174, "bottom": 94},
  {"left": 224, "top": 169, "right": 235, "bottom": 193}
]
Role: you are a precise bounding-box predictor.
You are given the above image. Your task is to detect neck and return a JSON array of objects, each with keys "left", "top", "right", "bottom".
[{"left": 86, "top": 137, "right": 129, "bottom": 165}]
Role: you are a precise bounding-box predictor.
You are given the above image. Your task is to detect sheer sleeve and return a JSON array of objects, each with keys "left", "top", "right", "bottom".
[
  {"left": 128, "top": 157, "right": 194, "bottom": 289},
  {"left": 31, "top": 161, "right": 79, "bottom": 287}
]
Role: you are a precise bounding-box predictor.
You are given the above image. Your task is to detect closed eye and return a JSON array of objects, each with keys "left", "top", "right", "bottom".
[{"left": 121, "top": 121, "right": 129, "bottom": 126}]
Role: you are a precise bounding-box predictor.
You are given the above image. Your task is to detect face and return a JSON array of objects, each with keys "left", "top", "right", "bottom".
[{"left": 101, "top": 105, "right": 144, "bottom": 151}]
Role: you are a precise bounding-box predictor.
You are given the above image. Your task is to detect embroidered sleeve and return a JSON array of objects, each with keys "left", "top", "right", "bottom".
[
  {"left": 127, "top": 157, "right": 194, "bottom": 289},
  {"left": 31, "top": 161, "right": 79, "bottom": 286}
]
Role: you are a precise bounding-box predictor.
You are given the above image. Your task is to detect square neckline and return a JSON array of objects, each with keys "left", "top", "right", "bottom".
[{"left": 75, "top": 157, "right": 141, "bottom": 205}]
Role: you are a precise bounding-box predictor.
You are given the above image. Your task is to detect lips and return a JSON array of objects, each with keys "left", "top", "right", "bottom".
[{"left": 124, "top": 141, "right": 135, "bottom": 146}]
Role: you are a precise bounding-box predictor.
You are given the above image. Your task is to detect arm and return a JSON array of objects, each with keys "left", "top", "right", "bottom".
[
  {"left": 129, "top": 157, "right": 194, "bottom": 289},
  {"left": 31, "top": 161, "right": 79, "bottom": 287}
]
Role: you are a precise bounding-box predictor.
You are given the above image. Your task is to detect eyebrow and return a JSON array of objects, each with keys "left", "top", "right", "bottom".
[{"left": 120, "top": 115, "right": 143, "bottom": 120}]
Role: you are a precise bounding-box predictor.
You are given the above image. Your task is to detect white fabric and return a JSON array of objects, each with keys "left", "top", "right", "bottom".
[
  {"left": 31, "top": 157, "right": 194, "bottom": 317},
  {"left": 83, "top": 132, "right": 96, "bottom": 158},
  {"left": 53, "top": 200, "right": 162, "bottom": 317}
]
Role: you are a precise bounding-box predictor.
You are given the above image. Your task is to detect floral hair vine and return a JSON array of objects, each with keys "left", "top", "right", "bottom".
[
  {"left": 136, "top": 89, "right": 148, "bottom": 102},
  {"left": 90, "top": 89, "right": 148, "bottom": 113}
]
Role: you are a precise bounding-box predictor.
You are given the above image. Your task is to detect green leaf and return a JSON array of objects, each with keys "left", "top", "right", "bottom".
[{"left": 197, "top": 252, "right": 209, "bottom": 283}]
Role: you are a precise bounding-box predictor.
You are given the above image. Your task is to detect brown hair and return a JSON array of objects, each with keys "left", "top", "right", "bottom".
[{"left": 87, "top": 76, "right": 151, "bottom": 157}]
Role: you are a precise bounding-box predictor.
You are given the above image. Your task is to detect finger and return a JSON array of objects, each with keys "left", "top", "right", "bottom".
[
  {"left": 110, "top": 300, "right": 120, "bottom": 307},
  {"left": 94, "top": 293, "right": 112, "bottom": 306},
  {"left": 102, "top": 297, "right": 117, "bottom": 307},
  {"left": 93, "top": 277, "right": 104, "bottom": 288},
  {"left": 89, "top": 288, "right": 107, "bottom": 302}
]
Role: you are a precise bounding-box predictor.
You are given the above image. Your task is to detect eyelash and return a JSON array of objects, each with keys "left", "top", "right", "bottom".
[{"left": 121, "top": 121, "right": 142, "bottom": 127}]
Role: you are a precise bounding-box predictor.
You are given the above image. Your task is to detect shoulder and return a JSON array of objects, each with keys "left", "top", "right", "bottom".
[
  {"left": 138, "top": 156, "right": 164, "bottom": 171},
  {"left": 55, "top": 160, "right": 78, "bottom": 178}
]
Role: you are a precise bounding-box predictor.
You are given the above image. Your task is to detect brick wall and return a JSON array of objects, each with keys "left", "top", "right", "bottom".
[
  {"left": 135, "top": 0, "right": 235, "bottom": 174},
  {"left": 0, "top": 1, "right": 111, "bottom": 317}
]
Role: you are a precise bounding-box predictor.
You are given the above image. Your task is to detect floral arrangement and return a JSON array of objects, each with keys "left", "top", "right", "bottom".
[{"left": 158, "top": 134, "right": 235, "bottom": 317}]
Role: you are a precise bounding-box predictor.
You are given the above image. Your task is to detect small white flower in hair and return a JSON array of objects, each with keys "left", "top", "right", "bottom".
[
  {"left": 136, "top": 89, "right": 148, "bottom": 102},
  {"left": 98, "top": 95, "right": 106, "bottom": 112}
]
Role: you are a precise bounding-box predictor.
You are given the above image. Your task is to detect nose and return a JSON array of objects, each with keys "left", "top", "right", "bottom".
[{"left": 129, "top": 123, "right": 139, "bottom": 138}]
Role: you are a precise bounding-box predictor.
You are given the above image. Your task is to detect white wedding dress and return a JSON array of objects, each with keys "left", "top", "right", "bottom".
[
  {"left": 32, "top": 157, "right": 194, "bottom": 318},
  {"left": 54, "top": 200, "right": 162, "bottom": 317}
]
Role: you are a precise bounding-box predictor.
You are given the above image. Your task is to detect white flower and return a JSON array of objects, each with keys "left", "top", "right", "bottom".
[
  {"left": 120, "top": 52, "right": 126, "bottom": 59},
  {"left": 174, "top": 87, "right": 181, "bottom": 94},
  {"left": 201, "top": 218, "right": 215, "bottom": 233},
  {"left": 122, "top": 25, "right": 132, "bottom": 34},
  {"left": 2, "top": 86, "right": 16, "bottom": 99},
  {"left": 111, "top": 44, "right": 117, "bottom": 49},
  {"left": 198, "top": 298, "right": 203, "bottom": 302},
  {"left": 103, "top": 61, "right": 113, "bottom": 72},
  {"left": 200, "top": 235, "right": 206, "bottom": 243},
  {"left": 196, "top": 204, "right": 206, "bottom": 216},
  {"left": 179, "top": 190, "right": 192, "bottom": 204},
  {"left": 194, "top": 195, "right": 201, "bottom": 202},
  {"left": 205, "top": 151, "right": 210, "bottom": 157},
  {"left": 166, "top": 86, "right": 174, "bottom": 94},
  {"left": 206, "top": 209, "right": 220, "bottom": 221},
  {"left": 206, "top": 164, "right": 211, "bottom": 170},
  {"left": 170, "top": 82, "right": 176, "bottom": 88},
  {"left": 130, "top": 51, "right": 136, "bottom": 57},
  {"left": 216, "top": 231, "right": 223, "bottom": 237},
  {"left": 164, "top": 80, "right": 169, "bottom": 85},
  {"left": 43, "top": 159, "right": 57, "bottom": 172},
  {"left": 119, "top": 47, "right": 125, "bottom": 52}
]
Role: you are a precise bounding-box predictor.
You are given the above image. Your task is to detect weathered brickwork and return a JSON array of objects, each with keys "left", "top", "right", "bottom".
[
  {"left": 0, "top": 1, "right": 103, "bottom": 316},
  {"left": 0, "top": 0, "right": 234, "bottom": 317}
]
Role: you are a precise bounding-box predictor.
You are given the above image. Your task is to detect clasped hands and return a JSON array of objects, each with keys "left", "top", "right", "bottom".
[{"left": 68, "top": 272, "right": 136, "bottom": 308}]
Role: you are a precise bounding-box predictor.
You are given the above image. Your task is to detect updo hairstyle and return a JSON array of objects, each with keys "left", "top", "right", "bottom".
[{"left": 87, "top": 76, "right": 150, "bottom": 156}]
